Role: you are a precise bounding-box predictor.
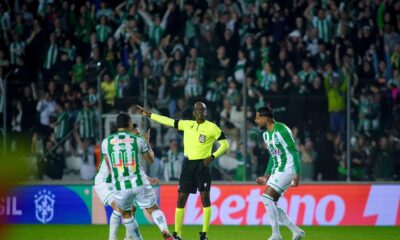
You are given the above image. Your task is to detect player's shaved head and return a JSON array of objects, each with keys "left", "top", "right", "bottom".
[
  {"left": 116, "top": 112, "right": 132, "bottom": 129},
  {"left": 193, "top": 102, "right": 207, "bottom": 123},
  {"left": 194, "top": 102, "right": 207, "bottom": 109}
]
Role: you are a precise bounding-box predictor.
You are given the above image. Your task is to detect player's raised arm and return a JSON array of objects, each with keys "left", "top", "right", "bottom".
[
  {"left": 139, "top": 129, "right": 155, "bottom": 164},
  {"left": 136, "top": 105, "right": 176, "bottom": 127}
]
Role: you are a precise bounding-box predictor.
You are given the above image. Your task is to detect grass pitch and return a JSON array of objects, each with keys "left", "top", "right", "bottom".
[{"left": 6, "top": 224, "right": 400, "bottom": 240}]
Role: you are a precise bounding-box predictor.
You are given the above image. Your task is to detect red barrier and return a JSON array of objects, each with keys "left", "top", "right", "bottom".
[{"left": 160, "top": 184, "right": 400, "bottom": 226}]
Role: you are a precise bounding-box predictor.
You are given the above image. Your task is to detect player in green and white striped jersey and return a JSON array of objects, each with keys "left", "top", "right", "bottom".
[
  {"left": 254, "top": 107, "right": 304, "bottom": 240},
  {"left": 100, "top": 113, "right": 175, "bottom": 240},
  {"left": 94, "top": 122, "right": 160, "bottom": 240}
]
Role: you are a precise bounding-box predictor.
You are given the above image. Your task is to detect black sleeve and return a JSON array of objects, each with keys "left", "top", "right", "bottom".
[
  {"left": 217, "top": 131, "right": 227, "bottom": 141},
  {"left": 174, "top": 120, "right": 179, "bottom": 129}
]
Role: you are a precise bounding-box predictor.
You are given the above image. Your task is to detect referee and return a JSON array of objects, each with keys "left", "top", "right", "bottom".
[{"left": 136, "top": 102, "right": 229, "bottom": 240}]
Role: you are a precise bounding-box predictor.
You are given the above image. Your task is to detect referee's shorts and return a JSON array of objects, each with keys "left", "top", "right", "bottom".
[{"left": 178, "top": 158, "right": 211, "bottom": 194}]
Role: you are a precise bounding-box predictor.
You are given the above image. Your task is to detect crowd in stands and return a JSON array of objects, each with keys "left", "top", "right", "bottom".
[{"left": 0, "top": 0, "right": 399, "bottom": 181}]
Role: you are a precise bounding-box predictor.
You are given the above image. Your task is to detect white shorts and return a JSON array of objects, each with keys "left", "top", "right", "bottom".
[
  {"left": 94, "top": 182, "right": 115, "bottom": 206},
  {"left": 114, "top": 184, "right": 157, "bottom": 211},
  {"left": 267, "top": 172, "right": 296, "bottom": 194}
]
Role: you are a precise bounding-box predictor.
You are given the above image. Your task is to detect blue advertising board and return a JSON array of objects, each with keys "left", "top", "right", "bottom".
[{"left": 1, "top": 186, "right": 92, "bottom": 224}]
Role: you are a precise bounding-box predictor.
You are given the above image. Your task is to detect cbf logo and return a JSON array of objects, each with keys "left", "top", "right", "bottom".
[
  {"left": 34, "top": 189, "right": 55, "bottom": 224},
  {"left": 198, "top": 134, "right": 206, "bottom": 143}
]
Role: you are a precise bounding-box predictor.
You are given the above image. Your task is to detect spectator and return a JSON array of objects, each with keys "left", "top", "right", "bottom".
[
  {"left": 42, "top": 33, "right": 58, "bottom": 77},
  {"left": 75, "top": 99, "right": 96, "bottom": 141},
  {"left": 36, "top": 92, "right": 56, "bottom": 135},
  {"left": 161, "top": 139, "right": 184, "bottom": 181},
  {"left": 100, "top": 73, "right": 116, "bottom": 112},
  {"left": 73, "top": 131, "right": 96, "bottom": 180},
  {"left": 53, "top": 102, "right": 70, "bottom": 143},
  {"left": 72, "top": 56, "right": 87, "bottom": 84},
  {"left": 115, "top": 63, "right": 130, "bottom": 99},
  {"left": 43, "top": 139, "right": 65, "bottom": 180},
  {"left": 371, "top": 137, "right": 394, "bottom": 180},
  {"left": 324, "top": 69, "right": 347, "bottom": 139},
  {"left": 299, "top": 138, "right": 317, "bottom": 181},
  {"left": 138, "top": 4, "right": 172, "bottom": 46},
  {"left": 10, "top": 100, "right": 29, "bottom": 151},
  {"left": 353, "top": 134, "right": 372, "bottom": 180},
  {"left": 298, "top": 60, "right": 317, "bottom": 86},
  {"left": 257, "top": 62, "right": 277, "bottom": 93}
]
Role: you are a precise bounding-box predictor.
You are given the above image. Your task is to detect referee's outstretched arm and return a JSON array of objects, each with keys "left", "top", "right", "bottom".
[
  {"left": 136, "top": 104, "right": 229, "bottom": 160},
  {"left": 136, "top": 105, "right": 174, "bottom": 125}
]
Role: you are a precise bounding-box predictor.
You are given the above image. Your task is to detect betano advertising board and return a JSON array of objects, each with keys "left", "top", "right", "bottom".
[{"left": 1, "top": 184, "right": 399, "bottom": 226}]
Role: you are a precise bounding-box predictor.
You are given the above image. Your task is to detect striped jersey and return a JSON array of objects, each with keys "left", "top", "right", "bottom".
[
  {"left": 100, "top": 131, "right": 150, "bottom": 190},
  {"left": 262, "top": 122, "right": 301, "bottom": 175},
  {"left": 9, "top": 41, "right": 25, "bottom": 64},
  {"left": 312, "top": 16, "right": 331, "bottom": 43},
  {"left": 76, "top": 109, "right": 96, "bottom": 139},
  {"left": 257, "top": 70, "right": 277, "bottom": 91},
  {"left": 43, "top": 44, "right": 58, "bottom": 70}
]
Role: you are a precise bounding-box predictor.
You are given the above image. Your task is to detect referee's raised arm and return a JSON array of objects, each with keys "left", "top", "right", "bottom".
[{"left": 136, "top": 105, "right": 176, "bottom": 127}]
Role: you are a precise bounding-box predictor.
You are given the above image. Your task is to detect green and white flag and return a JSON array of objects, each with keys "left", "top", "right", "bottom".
[{"left": 55, "top": 111, "right": 69, "bottom": 140}]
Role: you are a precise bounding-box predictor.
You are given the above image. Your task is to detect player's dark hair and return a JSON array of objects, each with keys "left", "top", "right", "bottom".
[
  {"left": 116, "top": 112, "right": 131, "bottom": 128},
  {"left": 257, "top": 106, "right": 274, "bottom": 119}
]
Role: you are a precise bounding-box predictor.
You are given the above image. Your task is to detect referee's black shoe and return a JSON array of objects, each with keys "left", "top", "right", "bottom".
[
  {"left": 172, "top": 232, "right": 182, "bottom": 240},
  {"left": 199, "top": 232, "right": 208, "bottom": 240}
]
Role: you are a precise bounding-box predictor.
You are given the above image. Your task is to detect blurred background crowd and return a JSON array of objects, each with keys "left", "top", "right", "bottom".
[{"left": 0, "top": 0, "right": 399, "bottom": 182}]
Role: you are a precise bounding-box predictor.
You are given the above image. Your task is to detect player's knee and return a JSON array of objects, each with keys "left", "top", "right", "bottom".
[
  {"left": 261, "top": 194, "right": 275, "bottom": 206},
  {"left": 200, "top": 196, "right": 211, "bottom": 207},
  {"left": 177, "top": 198, "right": 186, "bottom": 208},
  {"left": 145, "top": 203, "right": 159, "bottom": 214},
  {"left": 265, "top": 185, "right": 280, "bottom": 200},
  {"left": 177, "top": 193, "right": 189, "bottom": 208}
]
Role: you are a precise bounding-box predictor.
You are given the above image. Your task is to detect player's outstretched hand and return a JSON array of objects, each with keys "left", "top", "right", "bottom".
[
  {"left": 136, "top": 105, "right": 151, "bottom": 117},
  {"left": 203, "top": 155, "right": 214, "bottom": 167},
  {"left": 148, "top": 177, "right": 159, "bottom": 186},
  {"left": 291, "top": 175, "right": 300, "bottom": 187},
  {"left": 256, "top": 176, "right": 267, "bottom": 185}
]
